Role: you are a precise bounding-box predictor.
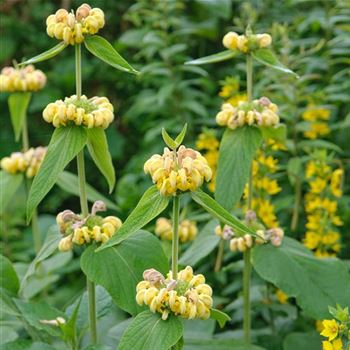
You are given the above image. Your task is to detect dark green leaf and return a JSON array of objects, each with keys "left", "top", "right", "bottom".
[
  {"left": 56, "top": 171, "right": 118, "bottom": 211},
  {"left": 20, "top": 42, "right": 67, "bottom": 65},
  {"left": 283, "top": 332, "right": 322, "bottom": 350},
  {"left": 252, "top": 237, "right": 350, "bottom": 319},
  {"left": 191, "top": 190, "right": 255, "bottom": 237},
  {"left": 8, "top": 92, "right": 31, "bottom": 141},
  {"left": 98, "top": 186, "right": 169, "bottom": 250},
  {"left": 27, "top": 126, "right": 87, "bottom": 221},
  {"left": 0, "top": 255, "right": 19, "bottom": 295},
  {"left": 1, "top": 340, "right": 56, "bottom": 350},
  {"left": 185, "top": 50, "right": 237, "bottom": 65},
  {"left": 81, "top": 231, "right": 168, "bottom": 315},
  {"left": 210, "top": 309, "right": 231, "bottom": 328},
  {"left": 84, "top": 35, "right": 139, "bottom": 74},
  {"left": 252, "top": 49, "right": 298, "bottom": 77},
  {"left": 0, "top": 171, "right": 23, "bottom": 214},
  {"left": 215, "top": 127, "right": 263, "bottom": 211},
  {"left": 118, "top": 311, "right": 183, "bottom": 350},
  {"left": 86, "top": 128, "right": 115, "bottom": 193},
  {"left": 184, "top": 339, "right": 266, "bottom": 350}
]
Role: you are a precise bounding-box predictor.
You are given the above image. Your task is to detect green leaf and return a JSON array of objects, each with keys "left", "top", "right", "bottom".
[
  {"left": 0, "top": 171, "right": 23, "bottom": 214},
  {"left": 8, "top": 92, "right": 31, "bottom": 141},
  {"left": 86, "top": 128, "right": 115, "bottom": 193},
  {"left": 283, "top": 332, "right": 322, "bottom": 350},
  {"left": 161, "top": 128, "right": 178, "bottom": 150},
  {"left": 84, "top": 35, "right": 139, "bottom": 74},
  {"left": 98, "top": 186, "right": 169, "bottom": 250},
  {"left": 210, "top": 309, "right": 231, "bottom": 328},
  {"left": 118, "top": 311, "right": 183, "bottom": 350},
  {"left": 287, "top": 157, "right": 302, "bottom": 186},
  {"left": 20, "top": 42, "right": 67, "bottom": 65},
  {"left": 252, "top": 48, "right": 298, "bottom": 77},
  {"left": 1, "top": 340, "right": 56, "bottom": 350},
  {"left": 56, "top": 171, "right": 118, "bottom": 211},
  {"left": 20, "top": 226, "right": 60, "bottom": 296},
  {"left": 297, "top": 139, "right": 343, "bottom": 153},
  {"left": 184, "top": 339, "right": 266, "bottom": 350},
  {"left": 252, "top": 237, "right": 350, "bottom": 319},
  {"left": 0, "top": 255, "right": 19, "bottom": 295},
  {"left": 0, "top": 326, "right": 18, "bottom": 345},
  {"left": 27, "top": 126, "right": 87, "bottom": 221},
  {"left": 81, "top": 231, "right": 168, "bottom": 315},
  {"left": 191, "top": 190, "right": 255, "bottom": 237},
  {"left": 260, "top": 124, "right": 287, "bottom": 143},
  {"left": 175, "top": 123, "right": 188, "bottom": 145},
  {"left": 179, "top": 220, "right": 219, "bottom": 266},
  {"left": 185, "top": 50, "right": 237, "bottom": 65},
  {"left": 215, "top": 126, "right": 263, "bottom": 211}
]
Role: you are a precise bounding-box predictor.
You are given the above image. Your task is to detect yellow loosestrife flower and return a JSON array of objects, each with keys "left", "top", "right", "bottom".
[
  {"left": 1, "top": 147, "right": 46, "bottom": 178},
  {"left": 136, "top": 266, "right": 213, "bottom": 320},
  {"left": 222, "top": 31, "right": 272, "bottom": 53},
  {"left": 320, "top": 319, "right": 340, "bottom": 341},
  {"left": 322, "top": 339, "right": 343, "bottom": 350},
  {"left": 0, "top": 65, "right": 46, "bottom": 92},
  {"left": 144, "top": 145, "right": 212, "bottom": 196},
  {"left": 43, "top": 95, "right": 114, "bottom": 128},
  {"left": 155, "top": 217, "right": 198, "bottom": 243},
  {"left": 46, "top": 4, "right": 105, "bottom": 45},
  {"left": 302, "top": 105, "right": 331, "bottom": 140}
]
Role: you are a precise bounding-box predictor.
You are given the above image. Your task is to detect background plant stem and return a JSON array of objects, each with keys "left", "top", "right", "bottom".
[
  {"left": 75, "top": 43, "right": 97, "bottom": 345},
  {"left": 21, "top": 116, "right": 29, "bottom": 152},
  {"left": 172, "top": 195, "right": 180, "bottom": 279},
  {"left": 214, "top": 239, "right": 224, "bottom": 272}
]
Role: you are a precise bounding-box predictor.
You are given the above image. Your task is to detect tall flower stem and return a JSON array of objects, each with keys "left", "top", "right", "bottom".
[
  {"left": 75, "top": 43, "right": 97, "bottom": 344},
  {"left": 172, "top": 195, "right": 180, "bottom": 279},
  {"left": 22, "top": 116, "right": 29, "bottom": 152},
  {"left": 243, "top": 53, "right": 254, "bottom": 344},
  {"left": 214, "top": 239, "right": 224, "bottom": 272}
]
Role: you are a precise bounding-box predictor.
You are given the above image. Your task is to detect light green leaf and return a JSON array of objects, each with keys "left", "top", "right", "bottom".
[
  {"left": 287, "top": 157, "right": 303, "bottom": 186},
  {"left": 19, "top": 42, "right": 67, "bottom": 65},
  {"left": 210, "top": 309, "right": 231, "bottom": 328},
  {"left": 191, "top": 190, "right": 255, "bottom": 237},
  {"left": 86, "top": 128, "right": 115, "bottom": 193},
  {"left": 84, "top": 35, "right": 139, "bottom": 74},
  {"left": 260, "top": 124, "right": 287, "bottom": 143},
  {"left": 252, "top": 48, "right": 298, "bottom": 77},
  {"left": 27, "top": 126, "right": 87, "bottom": 221},
  {"left": 175, "top": 123, "right": 188, "bottom": 145},
  {"left": 0, "top": 326, "right": 18, "bottom": 345},
  {"left": 179, "top": 220, "right": 219, "bottom": 266},
  {"left": 56, "top": 171, "right": 118, "bottom": 211},
  {"left": 162, "top": 128, "right": 178, "bottom": 150},
  {"left": 98, "top": 186, "right": 169, "bottom": 250},
  {"left": 283, "top": 332, "right": 322, "bottom": 350},
  {"left": 8, "top": 92, "right": 31, "bottom": 141},
  {"left": 185, "top": 50, "right": 237, "bottom": 65},
  {"left": 297, "top": 139, "right": 343, "bottom": 153},
  {"left": 118, "top": 311, "right": 183, "bottom": 350},
  {"left": 0, "top": 171, "right": 23, "bottom": 214},
  {"left": 215, "top": 126, "right": 263, "bottom": 211},
  {"left": 252, "top": 237, "right": 350, "bottom": 319},
  {"left": 0, "top": 255, "right": 20, "bottom": 295},
  {"left": 81, "top": 231, "right": 168, "bottom": 315}
]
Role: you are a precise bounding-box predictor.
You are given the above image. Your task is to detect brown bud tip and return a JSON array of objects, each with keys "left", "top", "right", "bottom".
[
  {"left": 76, "top": 3, "right": 91, "bottom": 20},
  {"left": 91, "top": 200, "right": 107, "bottom": 215},
  {"left": 258, "top": 97, "right": 271, "bottom": 106},
  {"left": 245, "top": 209, "right": 257, "bottom": 223},
  {"left": 143, "top": 268, "right": 165, "bottom": 285}
]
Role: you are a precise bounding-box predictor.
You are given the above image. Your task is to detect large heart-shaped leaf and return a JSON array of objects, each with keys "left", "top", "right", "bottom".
[
  {"left": 81, "top": 231, "right": 168, "bottom": 315},
  {"left": 252, "top": 237, "right": 350, "bottom": 319},
  {"left": 185, "top": 50, "right": 237, "bottom": 65},
  {"left": 0, "top": 255, "right": 19, "bottom": 295},
  {"left": 215, "top": 126, "right": 263, "bottom": 211},
  {"left": 252, "top": 49, "right": 298, "bottom": 77},
  {"left": 0, "top": 171, "right": 23, "bottom": 214},
  {"left": 56, "top": 171, "right": 118, "bottom": 211},
  {"left": 184, "top": 339, "right": 266, "bottom": 350},
  {"left": 84, "top": 35, "right": 139, "bottom": 74},
  {"left": 191, "top": 189, "right": 255, "bottom": 236},
  {"left": 98, "top": 186, "right": 169, "bottom": 250},
  {"left": 20, "top": 42, "right": 67, "bottom": 65},
  {"left": 283, "top": 332, "right": 322, "bottom": 350},
  {"left": 8, "top": 92, "right": 31, "bottom": 141},
  {"left": 118, "top": 311, "right": 183, "bottom": 350},
  {"left": 27, "top": 126, "right": 87, "bottom": 221},
  {"left": 86, "top": 128, "right": 115, "bottom": 193}
]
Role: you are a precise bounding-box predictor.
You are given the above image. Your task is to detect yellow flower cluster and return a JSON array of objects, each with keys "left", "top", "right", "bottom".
[
  {"left": 218, "top": 77, "right": 247, "bottom": 107},
  {"left": 216, "top": 97, "right": 279, "bottom": 130},
  {"left": 144, "top": 145, "right": 212, "bottom": 196},
  {"left": 1, "top": 147, "right": 46, "bottom": 178},
  {"left": 136, "top": 266, "right": 213, "bottom": 320},
  {"left": 46, "top": 4, "right": 104, "bottom": 45},
  {"left": 275, "top": 289, "right": 289, "bottom": 304},
  {"left": 303, "top": 156, "right": 343, "bottom": 257},
  {"left": 196, "top": 131, "right": 219, "bottom": 192},
  {"left": 302, "top": 105, "right": 331, "bottom": 139},
  {"left": 0, "top": 65, "right": 46, "bottom": 92},
  {"left": 223, "top": 31, "right": 272, "bottom": 53},
  {"left": 56, "top": 202, "right": 122, "bottom": 251},
  {"left": 320, "top": 319, "right": 349, "bottom": 350},
  {"left": 155, "top": 218, "right": 198, "bottom": 243},
  {"left": 43, "top": 95, "right": 114, "bottom": 128}
]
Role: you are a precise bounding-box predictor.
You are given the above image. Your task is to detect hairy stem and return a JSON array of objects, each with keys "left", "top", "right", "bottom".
[
  {"left": 172, "top": 195, "right": 180, "bottom": 279},
  {"left": 214, "top": 239, "right": 224, "bottom": 272},
  {"left": 75, "top": 44, "right": 82, "bottom": 99},
  {"left": 21, "top": 116, "right": 29, "bottom": 152},
  {"left": 87, "top": 278, "right": 97, "bottom": 344}
]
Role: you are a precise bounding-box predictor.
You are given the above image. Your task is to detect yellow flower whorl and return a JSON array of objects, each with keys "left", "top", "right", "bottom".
[
  {"left": 155, "top": 217, "right": 198, "bottom": 242},
  {"left": 223, "top": 31, "right": 272, "bottom": 53},
  {"left": 216, "top": 97, "right": 279, "bottom": 130},
  {"left": 144, "top": 145, "right": 212, "bottom": 196},
  {"left": 46, "top": 4, "right": 105, "bottom": 45},
  {"left": 0, "top": 65, "right": 46, "bottom": 92},
  {"left": 43, "top": 95, "right": 114, "bottom": 128},
  {"left": 136, "top": 266, "right": 213, "bottom": 320},
  {"left": 1, "top": 147, "right": 46, "bottom": 178}
]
